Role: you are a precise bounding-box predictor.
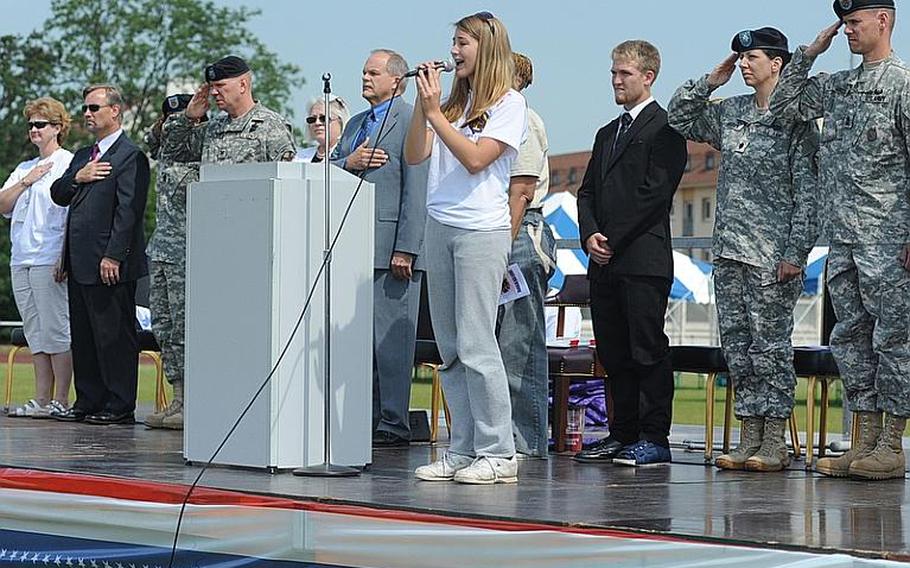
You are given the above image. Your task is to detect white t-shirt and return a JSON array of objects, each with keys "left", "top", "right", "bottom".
[
  {"left": 2, "top": 148, "right": 74, "bottom": 267},
  {"left": 426, "top": 89, "right": 528, "bottom": 231}
]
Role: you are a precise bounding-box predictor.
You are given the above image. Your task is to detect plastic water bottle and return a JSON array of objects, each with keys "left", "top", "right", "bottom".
[{"left": 566, "top": 405, "right": 585, "bottom": 452}]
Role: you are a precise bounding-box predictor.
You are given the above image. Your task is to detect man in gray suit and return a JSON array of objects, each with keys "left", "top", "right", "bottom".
[{"left": 332, "top": 49, "right": 428, "bottom": 447}]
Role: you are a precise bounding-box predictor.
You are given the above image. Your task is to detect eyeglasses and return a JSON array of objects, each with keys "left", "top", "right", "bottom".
[
  {"left": 474, "top": 11, "right": 496, "bottom": 36},
  {"left": 27, "top": 121, "right": 57, "bottom": 130},
  {"left": 307, "top": 114, "right": 338, "bottom": 125},
  {"left": 81, "top": 103, "right": 111, "bottom": 114}
]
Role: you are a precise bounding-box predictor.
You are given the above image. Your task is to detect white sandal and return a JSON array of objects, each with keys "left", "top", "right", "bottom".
[
  {"left": 47, "top": 400, "right": 69, "bottom": 417},
  {"left": 8, "top": 399, "right": 51, "bottom": 418}
]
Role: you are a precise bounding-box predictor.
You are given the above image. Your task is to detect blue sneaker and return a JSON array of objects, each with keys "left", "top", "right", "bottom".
[{"left": 613, "top": 440, "right": 671, "bottom": 467}]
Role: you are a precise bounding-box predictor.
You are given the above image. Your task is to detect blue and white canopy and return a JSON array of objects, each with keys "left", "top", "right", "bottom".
[
  {"left": 671, "top": 252, "right": 712, "bottom": 304},
  {"left": 803, "top": 246, "right": 829, "bottom": 296},
  {"left": 542, "top": 192, "right": 713, "bottom": 303},
  {"left": 542, "top": 192, "right": 589, "bottom": 291}
]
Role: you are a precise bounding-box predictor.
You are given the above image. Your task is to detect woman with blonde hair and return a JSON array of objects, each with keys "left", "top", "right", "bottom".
[
  {"left": 0, "top": 97, "right": 74, "bottom": 418},
  {"left": 406, "top": 11, "right": 527, "bottom": 485},
  {"left": 297, "top": 96, "right": 350, "bottom": 163}
]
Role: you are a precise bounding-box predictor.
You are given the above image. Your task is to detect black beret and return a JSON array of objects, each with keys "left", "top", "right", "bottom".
[
  {"left": 205, "top": 55, "right": 250, "bottom": 82},
  {"left": 732, "top": 27, "right": 790, "bottom": 54},
  {"left": 161, "top": 93, "right": 193, "bottom": 116},
  {"left": 834, "top": 0, "right": 895, "bottom": 18}
]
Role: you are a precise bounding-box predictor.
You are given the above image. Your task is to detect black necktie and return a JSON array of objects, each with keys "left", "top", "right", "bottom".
[{"left": 613, "top": 112, "right": 632, "bottom": 154}]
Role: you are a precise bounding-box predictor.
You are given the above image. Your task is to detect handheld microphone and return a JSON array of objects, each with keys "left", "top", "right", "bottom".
[{"left": 403, "top": 59, "right": 455, "bottom": 78}]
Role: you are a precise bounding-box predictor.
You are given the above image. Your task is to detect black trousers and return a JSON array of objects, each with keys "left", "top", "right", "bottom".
[
  {"left": 68, "top": 279, "right": 139, "bottom": 415},
  {"left": 590, "top": 273, "right": 673, "bottom": 447}
]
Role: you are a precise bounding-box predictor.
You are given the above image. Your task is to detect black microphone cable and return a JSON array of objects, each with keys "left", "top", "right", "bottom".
[{"left": 166, "top": 76, "right": 411, "bottom": 568}]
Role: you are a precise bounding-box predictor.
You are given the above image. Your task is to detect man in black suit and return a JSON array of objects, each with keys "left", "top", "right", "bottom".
[
  {"left": 51, "top": 84, "right": 150, "bottom": 425},
  {"left": 574, "top": 40, "right": 687, "bottom": 466}
]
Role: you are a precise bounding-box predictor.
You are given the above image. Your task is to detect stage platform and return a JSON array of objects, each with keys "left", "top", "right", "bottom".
[{"left": 0, "top": 412, "right": 908, "bottom": 567}]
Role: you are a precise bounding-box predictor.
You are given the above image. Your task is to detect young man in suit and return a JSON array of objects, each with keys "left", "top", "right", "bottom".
[
  {"left": 331, "top": 49, "right": 429, "bottom": 447},
  {"left": 51, "top": 84, "right": 150, "bottom": 425},
  {"left": 574, "top": 40, "right": 688, "bottom": 466}
]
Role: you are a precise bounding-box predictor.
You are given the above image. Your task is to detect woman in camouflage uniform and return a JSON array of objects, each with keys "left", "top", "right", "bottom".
[{"left": 669, "top": 28, "right": 819, "bottom": 472}]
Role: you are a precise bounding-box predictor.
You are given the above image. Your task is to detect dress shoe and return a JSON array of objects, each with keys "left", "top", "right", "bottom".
[
  {"left": 372, "top": 430, "right": 409, "bottom": 448},
  {"left": 52, "top": 407, "right": 89, "bottom": 422},
  {"left": 85, "top": 411, "right": 135, "bottom": 425},
  {"left": 573, "top": 437, "right": 626, "bottom": 463}
]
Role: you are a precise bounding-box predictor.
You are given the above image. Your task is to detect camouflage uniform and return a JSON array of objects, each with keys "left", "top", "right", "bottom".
[
  {"left": 670, "top": 74, "right": 819, "bottom": 419},
  {"left": 771, "top": 47, "right": 910, "bottom": 418},
  {"left": 159, "top": 103, "right": 295, "bottom": 378},
  {"left": 147, "top": 103, "right": 294, "bottom": 428},
  {"left": 165, "top": 102, "right": 297, "bottom": 164},
  {"left": 145, "top": 122, "right": 199, "bottom": 388}
]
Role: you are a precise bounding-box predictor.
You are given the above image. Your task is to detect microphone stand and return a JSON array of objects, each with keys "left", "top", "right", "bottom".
[{"left": 293, "top": 73, "right": 360, "bottom": 477}]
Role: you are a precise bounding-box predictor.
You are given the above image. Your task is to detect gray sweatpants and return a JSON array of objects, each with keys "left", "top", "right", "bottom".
[{"left": 425, "top": 216, "right": 516, "bottom": 458}]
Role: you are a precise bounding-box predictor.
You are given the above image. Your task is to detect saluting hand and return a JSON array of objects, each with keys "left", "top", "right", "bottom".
[
  {"left": 707, "top": 53, "right": 739, "bottom": 89},
  {"left": 805, "top": 21, "right": 842, "bottom": 57},
  {"left": 185, "top": 83, "right": 211, "bottom": 120}
]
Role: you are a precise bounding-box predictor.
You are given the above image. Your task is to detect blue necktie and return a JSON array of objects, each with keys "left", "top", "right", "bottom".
[{"left": 352, "top": 114, "right": 374, "bottom": 150}]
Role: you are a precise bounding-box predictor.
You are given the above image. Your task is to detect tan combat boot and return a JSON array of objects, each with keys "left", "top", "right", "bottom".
[
  {"left": 144, "top": 380, "right": 184, "bottom": 429},
  {"left": 815, "top": 411, "right": 882, "bottom": 477},
  {"left": 849, "top": 413, "right": 906, "bottom": 481},
  {"left": 744, "top": 417, "right": 790, "bottom": 472},
  {"left": 715, "top": 417, "right": 764, "bottom": 470}
]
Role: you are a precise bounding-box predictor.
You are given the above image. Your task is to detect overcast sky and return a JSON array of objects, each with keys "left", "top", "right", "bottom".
[{"left": 3, "top": 1, "right": 897, "bottom": 153}]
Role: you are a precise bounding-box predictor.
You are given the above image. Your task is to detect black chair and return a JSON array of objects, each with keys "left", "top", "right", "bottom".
[
  {"left": 414, "top": 281, "right": 450, "bottom": 443},
  {"left": 793, "top": 346, "right": 847, "bottom": 469},
  {"left": 670, "top": 345, "right": 732, "bottom": 462}
]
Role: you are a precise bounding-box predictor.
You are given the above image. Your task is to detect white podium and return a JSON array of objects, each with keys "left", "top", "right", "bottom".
[{"left": 184, "top": 162, "right": 373, "bottom": 470}]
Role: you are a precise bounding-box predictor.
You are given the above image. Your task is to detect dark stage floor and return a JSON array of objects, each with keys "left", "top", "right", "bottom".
[{"left": 0, "top": 413, "right": 908, "bottom": 563}]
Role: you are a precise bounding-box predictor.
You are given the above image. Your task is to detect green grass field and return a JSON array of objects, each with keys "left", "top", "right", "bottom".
[
  {"left": 393, "top": 367, "right": 852, "bottom": 434},
  {"left": 3, "top": 354, "right": 850, "bottom": 434}
]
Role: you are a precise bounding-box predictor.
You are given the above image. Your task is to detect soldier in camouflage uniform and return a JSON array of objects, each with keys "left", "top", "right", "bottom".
[
  {"left": 149, "top": 56, "right": 296, "bottom": 429},
  {"left": 143, "top": 95, "right": 199, "bottom": 430},
  {"left": 166, "top": 55, "right": 297, "bottom": 165},
  {"left": 770, "top": 0, "right": 909, "bottom": 480},
  {"left": 669, "top": 27, "right": 819, "bottom": 472}
]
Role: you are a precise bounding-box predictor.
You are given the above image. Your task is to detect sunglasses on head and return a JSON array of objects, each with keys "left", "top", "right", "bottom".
[
  {"left": 27, "top": 121, "right": 57, "bottom": 130},
  {"left": 306, "top": 114, "right": 332, "bottom": 124},
  {"left": 474, "top": 11, "right": 496, "bottom": 35},
  {"left": 81, "top": 103, "right": 110, "bottom": 114}
]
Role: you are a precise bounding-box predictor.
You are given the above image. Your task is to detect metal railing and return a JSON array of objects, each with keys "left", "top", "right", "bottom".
[{"left": 556, "top": 236, "right": 714, "bottom": 250}]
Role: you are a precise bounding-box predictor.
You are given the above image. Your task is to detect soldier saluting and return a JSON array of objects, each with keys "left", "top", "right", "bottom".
[
  {"left": 669, "top": 27, "right": 819, "bottom": 473},
  {"left": 770, "top": 0, "right": 910, "bottom": 481},
  {"left": 153, "top": 56, "right": 296, "bottom": 429},
  {"left": 166, "top": 55, "right": 296, "bottom": 164}
]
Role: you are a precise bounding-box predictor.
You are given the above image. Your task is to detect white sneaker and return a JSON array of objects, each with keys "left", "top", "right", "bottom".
[
  {"left": 415, "top": 452, "right": 474, "bottom": 481},
  {"left": 453, "top": 456, "right": 518, "bottom": 485}
]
